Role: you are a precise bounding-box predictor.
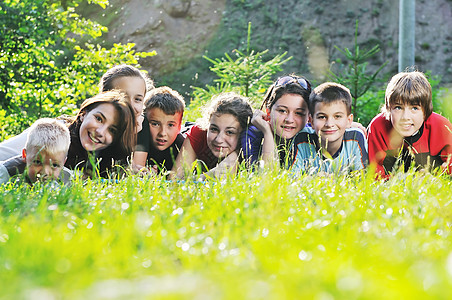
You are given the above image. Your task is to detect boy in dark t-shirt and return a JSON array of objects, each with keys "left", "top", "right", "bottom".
[{"left": 134, "top": 86, "right": 186, "bottom": 174}]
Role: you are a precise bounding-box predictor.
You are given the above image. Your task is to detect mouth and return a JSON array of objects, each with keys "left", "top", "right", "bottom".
[
  {"left": 321, "top": 129, "right": 337, "bottom": 135},
  {"left": 281, "top": 125, "right": 296, "bottom": 131},
  {"left": 156, "top": 138, "right": 167, "bottom": 146},
  {"left": 400, "top": 124, "right": 414, "bottom": 130},
  {"left": 88, "top": 132, "right": 102, "bottom": 145},
  {"left": 212, "top": 145, "right": 228, "bottom": 152}
]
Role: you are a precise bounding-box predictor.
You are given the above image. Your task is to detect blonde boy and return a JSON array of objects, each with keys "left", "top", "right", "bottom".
[
  {"left": 0, "top": 118, "right": 71, "bottom": 184},
  {"left": 368, "top": 71, "right": 452, "bottom": 178},
  {"left": 133, "top": 86, "right": 185, "bottom": 173},
  {"left": 291, "top": 82, "right": 368, "bottom": 174}
]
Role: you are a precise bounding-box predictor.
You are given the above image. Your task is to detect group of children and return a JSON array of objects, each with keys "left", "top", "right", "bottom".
[{"left": 1, "top": 66, "right": 451, "bottom": 185}]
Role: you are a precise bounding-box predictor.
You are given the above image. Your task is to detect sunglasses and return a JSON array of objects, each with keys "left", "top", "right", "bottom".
[
  {"left": 274, "top": 76, "right": 311, "bottom": 91},
  {"left": 260, "top": 76, "right": 311, "bottom": 110}
]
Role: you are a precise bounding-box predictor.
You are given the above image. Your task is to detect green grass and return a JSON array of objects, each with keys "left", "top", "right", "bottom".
[{"left": 1, "top": 170, "right": 452, "bottom": 299}]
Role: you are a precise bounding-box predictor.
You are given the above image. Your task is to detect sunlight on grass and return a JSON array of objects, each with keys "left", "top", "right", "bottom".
[{"left": 0, "top": 170, "right": 452, "bottom": 299}]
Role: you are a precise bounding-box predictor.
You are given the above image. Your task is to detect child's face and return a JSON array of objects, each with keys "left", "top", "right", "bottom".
[
  {"left": 269, "top": 93, "right": 308, "bottom": 139},
  {"left": 24, "top": 148, "right": 67, "bottom": 183},
  {"left": 311, "top": 100, "right": 353, "bottom": 150},
  {"left": 112, "top": 76, "right": 146, "bottom": 117},
  {"left": 207, "top": 113, "right": 241, "bottom": 158},
  {"left": 146, "top": 108, "right": 182, "bottom": 151},
  {"left": 79, "top": 103, "right": 119, "bottom": 151},
  {"left": 390, "top": 102, "right": 425, "bottom": 137}
]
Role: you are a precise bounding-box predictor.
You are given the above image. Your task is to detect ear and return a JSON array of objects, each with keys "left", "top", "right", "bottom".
[
  {"left": 22, "top": 148, "right": 27, "bottom": 162},
  {"left": 347, "top": 114, "right": 354, "bottom": 126},
  {"left": 308, "top": 114, "right": 313, "bottom": 125}
]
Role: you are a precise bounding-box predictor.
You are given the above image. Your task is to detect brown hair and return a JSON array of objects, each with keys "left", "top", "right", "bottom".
[
  {"left": 99, "top": 64, "right": 154, "bottom": 94},
  {"left": 261, "top": 74, "right": 312, "bottom": 111},
  {"left": 144, "top": 86, "right": 185, "bottom": 118},
  {"left": 383, "top": 71, "right": 433, "bottom": 119},
  {"left": 308, "top": 82, "right": 353, "bottom": 115},
  {"left": 199, "top": 92, "right": 253, "bottom": 132}
]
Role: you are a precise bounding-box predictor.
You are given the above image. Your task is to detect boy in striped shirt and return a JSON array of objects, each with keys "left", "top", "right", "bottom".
[{"left": 291, "top": 82, "right": 368, "bottom": 175}]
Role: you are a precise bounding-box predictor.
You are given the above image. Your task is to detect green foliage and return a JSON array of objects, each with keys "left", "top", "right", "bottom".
[
  {"left": 0, "top": 0, "right": 156, "bottom": 141},
  {"left": 1, "top": 170, "right": 452, "bottom": 298},
  {"left": 329, "top": 20, "right": 388, "bottom": 116},
  {"left": 186, "top": 23, "right": 291, "bottom": 122}
]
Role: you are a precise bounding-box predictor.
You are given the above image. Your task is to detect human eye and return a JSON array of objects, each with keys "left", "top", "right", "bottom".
[
  {"left": 95, "top": 114, "right": 103, "bottom": 122},
  {"left": 316, "top": 115, "right": 326, "bottom": 120},
  {"left": 209, "top": 126, "right": 219, "bottom": 133},
  {"left": 150, "top": 121, "right": 160, "bottom": 127},
  {"left": 412, "top": 105, "right": 421, "bottom": 111},
  {"left": 32, "top": 159, "right": 43, "bottom": 165},
  {"left": 277, "top": 108, "right": 288, "bottom": 114},
  {"left": 168, "top": 123, "right": 175, "bottom": 128},
  {"left": 51, "top": 162, "right": 61, "bottom": 169},
  {"left": 109, "top": 126, "right": 118, "bottom": 135},
  {"left": 135, "top": 97, "right": 143, "bottom": 103},
  {"left": 296, "top": 111, "right": 306, "bottom": 117},
  {"left": 335, "top": 114, "right": 344, "bottom": 119},
  {"left": 226, "top": 130, "right": 237, "bottom": 135},
  {"left": 393, "top": 105, "right": 402, "bottom": 110}
]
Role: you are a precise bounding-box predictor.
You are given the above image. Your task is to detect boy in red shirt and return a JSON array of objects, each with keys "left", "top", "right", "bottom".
[{"left": 368, "top": 71, "right": 452, "bottom": 179}]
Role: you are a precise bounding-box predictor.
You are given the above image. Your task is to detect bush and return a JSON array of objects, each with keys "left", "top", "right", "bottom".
[{"left": 0, "top": 0, "right": 155, "bottom": 141}]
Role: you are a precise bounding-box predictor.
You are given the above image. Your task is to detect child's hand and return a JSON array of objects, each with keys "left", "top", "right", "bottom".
[
  {"left": 251, "top": 110, "right": 272, "bottom": 134},
  {"left": 349, "top": 121, "right": 367, "bottom": 137}
]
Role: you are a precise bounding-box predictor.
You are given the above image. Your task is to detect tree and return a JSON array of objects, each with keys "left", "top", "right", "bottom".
[
  {"left": 0, "top": 0, "right": 155, "bottom": 140},
  {"left": 329, "top": 20, "right": 388, "bottom": 116}
]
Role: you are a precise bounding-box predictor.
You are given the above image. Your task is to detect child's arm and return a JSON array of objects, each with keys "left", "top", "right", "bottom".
[
  {"left": 367, "top": 115, "right": 391, "bottom": 179},
  {"left": 132, "top": 151, "right": 148, "bottom": 173},
  {"left": 251, "top": 110, "right": 278, "bottom": 167},
  {"left": 170, "top": 138, "right": 197, "bottom": 180},
  {"left": 199, "top": 151, "right": 239, "bottom": 180},
  {"left": 132, "top": 117, "right": 151, "bottom": 173}
]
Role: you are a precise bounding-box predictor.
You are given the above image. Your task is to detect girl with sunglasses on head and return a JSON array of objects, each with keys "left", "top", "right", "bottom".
[{"left": 241, "top": 74, "right": 312, "bottom": 168}]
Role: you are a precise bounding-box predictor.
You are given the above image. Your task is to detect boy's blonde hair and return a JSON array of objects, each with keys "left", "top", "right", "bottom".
[
  {"left": 26, "top": 118, "right": 71, "bottom": 156},
  {"left": 383, "top": 71, "right": 433, "bottom": 119}
]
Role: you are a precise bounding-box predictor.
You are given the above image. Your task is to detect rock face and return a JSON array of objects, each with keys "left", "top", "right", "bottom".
[
  {"left": 98, "top": 0, "right": 226, "bottom": 80},
  {"left": 88, "top": 0, "right": 452, "bottom": 90}
]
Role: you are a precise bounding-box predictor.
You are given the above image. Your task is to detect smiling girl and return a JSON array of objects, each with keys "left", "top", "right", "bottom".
[
  {"left": 64, "top": 91, "right": 136, "bottom": 173},
  {"left": 241, "top": 74, "right": 312, "bottom": 168},
  {"left": 0, "top": 91, "right": 136, "bottom": 177},
  {"left": 171, "top": 92, "right": 252, "bottom": 180}
]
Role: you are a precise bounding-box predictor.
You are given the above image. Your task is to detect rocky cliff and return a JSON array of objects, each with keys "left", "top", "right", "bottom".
[{"left": 84, "top": 0, "right": 452, "bottom": 95}]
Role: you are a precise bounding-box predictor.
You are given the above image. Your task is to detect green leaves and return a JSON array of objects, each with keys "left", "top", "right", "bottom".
[
  {"left": 329, "top": 20, "right": 388, "bottom": 119},
  {"left": 0, "top": 0, "right": 156, "bottom": 140},
  {"left": 186, "top": 22, "right": 291, "bottom": 121}
]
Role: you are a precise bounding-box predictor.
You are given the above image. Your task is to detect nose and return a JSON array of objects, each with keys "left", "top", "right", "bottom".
[
  {"left": 41, "top": 164, "right": 53, "bottom": 178},
  {"left": 285, "top": 112, "right": 295, "bottom": 123},
  {"left": 401, "top": 108, "right": 410, "bottom": 119},
  {"left": 95, "top": 125, "right": 107, "bottom": 137},
  {"left": 214, "top": 131, "right": 225, "bottom": 143},
  {"left": 158, "top": 126, "right": 167, "bottom": 137}
]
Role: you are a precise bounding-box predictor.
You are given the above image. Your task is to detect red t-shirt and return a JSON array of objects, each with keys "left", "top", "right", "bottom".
[
  {"left": 186, "top": 125, "right": 222, "bottom": 170},
  {"left": 368, "top": 112, "right": 452, "bottom": 178}
]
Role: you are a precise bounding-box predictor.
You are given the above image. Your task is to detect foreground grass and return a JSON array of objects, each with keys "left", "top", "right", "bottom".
[{"left": 0, "top": 170, "right": 452, "bottom": 299}]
